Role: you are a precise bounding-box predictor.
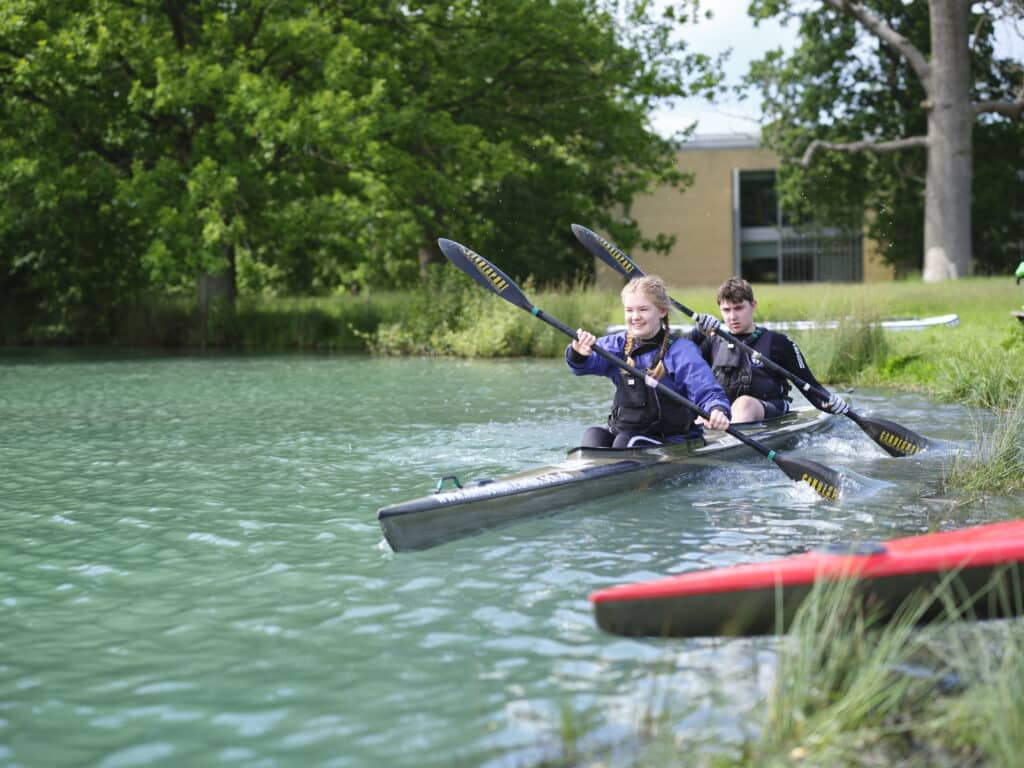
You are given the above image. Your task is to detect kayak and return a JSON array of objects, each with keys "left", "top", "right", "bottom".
[
  {"left": 590, "top": 519, "right": 1024, "bottom": 638},
  {"left": 378, "top": 406, "right": 834, "bottom": 552},
  {"left": 607, "top": 313, "right": 960, "bottom": 335}
]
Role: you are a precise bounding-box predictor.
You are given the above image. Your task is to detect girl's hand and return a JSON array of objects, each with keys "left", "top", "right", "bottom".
[
  {"left": 572, "top": 329, "right": 596, "bottom": 356},
  {"left": 700, "top": 407, "right": 731, "bottom": 431}
]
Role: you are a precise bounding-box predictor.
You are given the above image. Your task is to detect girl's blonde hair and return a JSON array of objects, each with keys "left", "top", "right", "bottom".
[
  {"left": 620, "top": 275, "right": 671, "bottom": 380},
  {"left": 620, "top": 275, "right": 671, "bottom": 312}
]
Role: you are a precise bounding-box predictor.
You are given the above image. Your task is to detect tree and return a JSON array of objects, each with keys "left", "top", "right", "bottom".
[
  {"left": 0, "top": 1, "right": 720, "bottom": 340},
  {"left": 746, "top": 0, "right": 1024, "bottom": 281}
]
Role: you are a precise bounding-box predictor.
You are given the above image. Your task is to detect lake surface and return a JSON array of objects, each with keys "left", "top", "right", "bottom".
[{"left": 1, "top": 351, "right": 1017, "bottom": 767}]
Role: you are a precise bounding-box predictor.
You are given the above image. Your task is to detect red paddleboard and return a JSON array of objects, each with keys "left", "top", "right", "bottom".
[{"left": 590, "top": 520, "right": 1024, "bottom": 638}]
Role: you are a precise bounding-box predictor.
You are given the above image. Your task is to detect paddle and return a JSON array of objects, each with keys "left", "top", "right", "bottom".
[
  {"left": 571, "top": 223, "right": 929, "bottom": 458},
  {"left": 438, "top": 237, "right": 844, "bottom": 501}
]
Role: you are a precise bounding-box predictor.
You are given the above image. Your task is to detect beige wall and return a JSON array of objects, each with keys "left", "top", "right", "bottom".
[{"left": 595, "top": 137, "right": 894, "bottom": 288}]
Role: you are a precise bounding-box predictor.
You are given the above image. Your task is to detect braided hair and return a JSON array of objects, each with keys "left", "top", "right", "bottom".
[{"left": 620, "top": 275, "right": 672, "bottom": 381}]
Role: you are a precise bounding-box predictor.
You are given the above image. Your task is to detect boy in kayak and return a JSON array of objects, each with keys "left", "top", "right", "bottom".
[
  {"left": 568, "top": 275, "right": 732, "bottom": 448},
  {"left": 690, "top": 277, "right": 849, "bottom": 423}
]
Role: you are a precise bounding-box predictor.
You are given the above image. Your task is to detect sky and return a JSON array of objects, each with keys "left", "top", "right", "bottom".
[
  {"left": 649, "top": 0, "right": 798, "bottom": 138},
  {"left": 650, "top": 0, "right": 1024, "bottom": 139}
]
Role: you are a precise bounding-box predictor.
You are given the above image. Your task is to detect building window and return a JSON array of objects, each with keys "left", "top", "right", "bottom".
[
  {"left": 739, "top": 170, "right": 779, "bottom": 228},
  {"left": 737, "top": 170, "right": 862, "bottom": 283}
]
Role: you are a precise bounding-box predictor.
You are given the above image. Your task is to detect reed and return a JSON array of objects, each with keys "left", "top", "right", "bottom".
[
  {"left": 942, "top": 390, "right": 1024, "bottom": 493},
  {"left": 739, "top": 577, "right": 935, "bottom": 766},
  {"left": 923, "top": 616, "right": 1024, "bottom": 766},
  {"left": 619, "top": 568, "right": 1024, "bottom": 767}
]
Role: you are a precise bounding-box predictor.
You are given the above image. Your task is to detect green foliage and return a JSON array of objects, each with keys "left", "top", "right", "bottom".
[
  {"left": 625, "top": 574, "right": 1024, "bottom": 767},
  {"left": 824, "top": 317, "right": 889, "bottom": 383},
  {"left": 0, "top": 1, "right": 719, "bottom": 341},
  {"left": 368, "top": 270, "right": 616, "bottom": 357},
  {"left": 753, "top": 579, "right": 931, "bottom": 765},
  {"left": 745, "top": 0, "right": 1024, "bottom": 275},
  {"left": 923, "top": 621, "right": 1024, "bottom": 766},
  {"left": 942, "top": 391, "right": 1024, "bottom": 494}
]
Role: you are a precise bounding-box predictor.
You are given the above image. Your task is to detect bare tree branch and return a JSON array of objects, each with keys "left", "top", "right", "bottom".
[
  {"left": 822, "top": 0, "right": 931, "bottom": 83},
  {"left": 973, "top": 98, "right": 1024, "bottom": 118},
  {"left": 801, "top": 135, "right": 929, "bottom": 166}
]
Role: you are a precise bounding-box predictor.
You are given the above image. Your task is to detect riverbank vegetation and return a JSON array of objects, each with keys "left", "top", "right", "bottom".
[
  {"left": 615, "top": 570, "right": 1024, "bottom": 768},
  {"left": 13, "top": 272, "right": 1019, "bottom": 409}
]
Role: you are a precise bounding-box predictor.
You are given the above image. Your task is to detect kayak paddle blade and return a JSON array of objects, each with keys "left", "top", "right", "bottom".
[
  {"left": 773, "top": 454, "right": 843, "bottom": 501},
  {"left": 437, "top": 238, "right": 534, "bottom": 313},
  {"left": 850, "top": 413, "right": 929, "bottom": 457},
  {"left": 571, "top": 224, "right": 644, "bottom": 279}
]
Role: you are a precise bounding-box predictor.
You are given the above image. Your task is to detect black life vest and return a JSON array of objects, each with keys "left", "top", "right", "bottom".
[
  {"left": 608, "top": 337, "right": 696, "bottom": 437},
  {"left": 706, "top": 328, "right": 791, "bottom": 403}
]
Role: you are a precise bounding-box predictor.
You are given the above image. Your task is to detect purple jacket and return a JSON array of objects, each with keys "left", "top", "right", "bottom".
[{"left": 566, "top": 332, "right": 731, "bottom": 436}]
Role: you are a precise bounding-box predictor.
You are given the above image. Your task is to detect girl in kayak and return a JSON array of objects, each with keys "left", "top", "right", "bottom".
[
  {"left": 568, "top": 275, "right": 731, "bottom": 448},
  {"left": 690, "top": 277, "right": 849, "bottom": 423}
]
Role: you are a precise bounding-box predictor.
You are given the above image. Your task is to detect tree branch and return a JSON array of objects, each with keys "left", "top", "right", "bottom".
[
  {"left": 801, "top": 135, "right": 929, "bottom": 166},
  {"left": 974, "top": 93, "right": 1024, "bottom": 119},
  {"left": 822, "top": 0, "right": 931, "bottom": 83}
]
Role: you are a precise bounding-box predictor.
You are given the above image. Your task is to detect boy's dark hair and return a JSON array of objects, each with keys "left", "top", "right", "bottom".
[{"left": 716, "top": 277, "right": 755, "bottom": 305}]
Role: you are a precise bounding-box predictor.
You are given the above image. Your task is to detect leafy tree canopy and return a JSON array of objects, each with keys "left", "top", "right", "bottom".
[
  {"left": 0, "top": 0, "right": 721, "bottom": 337},
  {"left": 744, "top": 0, "right": 1023, "bottom": 277}
]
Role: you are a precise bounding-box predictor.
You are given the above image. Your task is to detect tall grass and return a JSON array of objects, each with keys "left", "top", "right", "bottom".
[
  {"left": 741, "top": 577, "right": 938, "bottom": 766},
  {"left": 25, "top": 274, "right": 1024, "bottom": 411},
  {"left": 368, "top": 272, "right": 617, "bottom": 357},
  {"left": 923, "top": 616, "right": 1024, "bottom": 766},
  {"left": 942, "top": 390, "right": 1024, "bottom": 494},
  {"left": 621, "top": 567, "right": 1024, "bottom": 767},
  {"left": 824, "top": 314, "right": 890, "bottom": 383}
]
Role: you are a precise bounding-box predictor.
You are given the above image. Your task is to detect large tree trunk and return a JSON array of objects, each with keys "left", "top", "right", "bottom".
[{"left": 922, "top": 0, "right": 973, "bottom": 281}]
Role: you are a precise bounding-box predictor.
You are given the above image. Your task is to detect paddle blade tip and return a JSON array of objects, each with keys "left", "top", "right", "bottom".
[
  {"left": 864, "top": 418, "right": 930, "bottom": 457},
  {"left": 802, "top": 471, "right": 842, "bottom": 502},
  {"left": 778, "top": 456, "right": 843, "bottom": 501}
]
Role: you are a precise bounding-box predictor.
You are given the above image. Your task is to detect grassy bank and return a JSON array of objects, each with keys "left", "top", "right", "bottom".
[
  {"left": 615, "top": 570, "right": 1024, "bottom": 768},
  {"left": 16, "top": 274, "right": 1021, "bottom": 411},
  {"left": 163, "top": 275, "right": 1021, "bottom": 410}
]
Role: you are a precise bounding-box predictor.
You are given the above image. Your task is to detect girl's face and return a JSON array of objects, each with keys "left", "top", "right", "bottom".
[{"left": 622, "top": 292, "right": 667, "bottom": 340}]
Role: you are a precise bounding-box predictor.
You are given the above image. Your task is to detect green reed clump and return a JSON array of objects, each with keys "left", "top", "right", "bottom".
[
  {"left": 369, "top": 274, "right": 622, "bottom": 357},
  {"left": 824, "top": 314, "right": 890, "bottom": 383},
  {"left": 741, "top": 578, "right": 936, "bottom": 766},
  {"left": 229, "top": 293, "right": 398, "bottom": 350},
  {"left": 368, "top": 265, "right": 485, "bottom": 355},
  {"left": 936, "top": 329, "right": 1024, "bottom": 411},
  {"left": 942, "top": 390, "right": 1024, "bottom": 494},
  {"left": 727, "top": 569, "right": 1024, "bottom": 767},
  {"left": 921, "top": 617, "right": 1024, "bottom": 766}
]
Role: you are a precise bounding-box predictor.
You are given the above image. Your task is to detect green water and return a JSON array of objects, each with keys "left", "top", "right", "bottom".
[{"left": 0, "top": 352, "right": 1010, "bottom": 767}]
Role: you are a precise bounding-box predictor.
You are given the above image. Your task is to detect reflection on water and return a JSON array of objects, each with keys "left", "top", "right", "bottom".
[{"left": 0, "top": 352, "right": 1013, "bottom": 766}]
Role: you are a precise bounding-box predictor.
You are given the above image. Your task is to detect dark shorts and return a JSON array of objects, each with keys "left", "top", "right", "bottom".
[{"left": 760, "top": 398, "right": 791, "bottom": 419}]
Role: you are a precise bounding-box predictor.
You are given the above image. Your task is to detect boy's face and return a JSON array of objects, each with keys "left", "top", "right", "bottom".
[{"left": 718, "top": 298, "right": 757, "bottom": 335}]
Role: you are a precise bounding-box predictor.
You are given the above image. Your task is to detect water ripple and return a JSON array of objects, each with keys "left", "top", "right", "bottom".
[{"left": 1, "top": 354, "right": 1010, "bottom": 767}]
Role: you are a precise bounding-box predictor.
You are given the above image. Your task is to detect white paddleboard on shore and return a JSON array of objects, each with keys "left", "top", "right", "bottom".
[{"left": 606, "top": 313, "right": 960, "bottom": 334}]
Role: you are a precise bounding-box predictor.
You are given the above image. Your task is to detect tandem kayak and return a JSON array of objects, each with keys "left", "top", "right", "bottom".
[
  {"left": 590, "top": 519, "right": 1024, "bottom": 638},
  {"left": 377, "top": 406, "right": 835, "bottom": 553}
]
